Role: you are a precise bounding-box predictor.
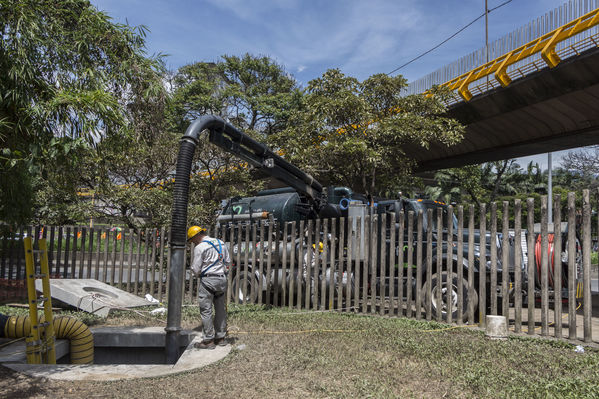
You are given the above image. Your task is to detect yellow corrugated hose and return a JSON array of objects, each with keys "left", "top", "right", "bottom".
[{"left": 4, "top": 315, "right": 93, "bottom": 364}]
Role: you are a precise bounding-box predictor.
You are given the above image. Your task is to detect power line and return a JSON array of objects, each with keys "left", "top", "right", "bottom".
[{"left": 387, "top": 0, "right": 514, "bottom": 76}]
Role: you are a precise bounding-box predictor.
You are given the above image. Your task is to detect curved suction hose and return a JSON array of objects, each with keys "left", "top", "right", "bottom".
[{"left": 3, "top": 315, "right": 93, "bottom": 364}]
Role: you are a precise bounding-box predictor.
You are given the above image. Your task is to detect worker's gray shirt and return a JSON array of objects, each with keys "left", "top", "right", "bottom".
[{"left": 191, "top": 236, "right": 231, "bottom": 276}]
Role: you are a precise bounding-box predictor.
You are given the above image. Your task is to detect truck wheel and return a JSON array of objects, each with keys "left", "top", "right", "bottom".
[
  {"left": 231, "top": 272, "right": 258, "bottom": 303},
  {"left": 425, "top": 271, "right": 478, "bottom": 323}
]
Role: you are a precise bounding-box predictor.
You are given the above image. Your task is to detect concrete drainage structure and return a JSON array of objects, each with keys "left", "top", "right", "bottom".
[{"left": 0, "top": 327, "right": 231, "bottom": 381}]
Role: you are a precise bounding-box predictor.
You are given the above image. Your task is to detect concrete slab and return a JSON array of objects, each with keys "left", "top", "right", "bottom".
[
  {"left": 0, "top": 339, "right": 69, "bottom": 363},
  {"left": 2, "top": 332, "right": 231, "bottom": 381},
  {"left": 36, "top": 279, "right": 156, "bottom": 317}
]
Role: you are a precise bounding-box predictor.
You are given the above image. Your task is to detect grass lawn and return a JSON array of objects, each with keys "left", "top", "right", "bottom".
[{"left": 1, "top": 304, "right": 598, "bottom": 398}]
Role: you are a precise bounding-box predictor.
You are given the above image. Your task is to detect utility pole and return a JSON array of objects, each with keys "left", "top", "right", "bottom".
[
  {"left": 485, "top": 0, "right": 489, "bottom": 88},
  {"left": 548, "top": 152, "right": 553, "bottom": 223}
]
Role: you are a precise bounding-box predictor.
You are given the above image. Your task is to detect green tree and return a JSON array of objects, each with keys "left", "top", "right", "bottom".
[
  {"left": 0, "top": 0, "right": 165, "bottom": 225},
  {"left": 166, "top": 54, "right": 303, "bottom": 226},
  {"left": 271, "top": 70, "right": 465, "bottom": 197}
]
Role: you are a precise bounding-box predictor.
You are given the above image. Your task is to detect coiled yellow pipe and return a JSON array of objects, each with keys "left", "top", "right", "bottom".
[{"left": 4, "top": 315, "right": 93, "bottom": 364}]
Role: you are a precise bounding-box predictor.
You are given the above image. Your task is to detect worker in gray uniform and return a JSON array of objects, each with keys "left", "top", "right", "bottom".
[{"left": 187, "top": 225, "right": 231, "bottom": 349}]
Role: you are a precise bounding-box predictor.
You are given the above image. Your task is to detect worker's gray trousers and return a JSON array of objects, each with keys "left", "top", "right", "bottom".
[{"left": 198, "top": 276, "right": 228, "bottom": 341}]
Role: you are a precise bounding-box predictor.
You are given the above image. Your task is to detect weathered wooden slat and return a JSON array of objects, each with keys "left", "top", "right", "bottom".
[
  {"left": 305, "top": 220, "right": 313, "bottom": 310},
  {"left": 479, "top": 204, "right": 487, "bottom": 328},
  {"left": 379, "top": 214, "right": 387, "bottom": 316},
  {"left": 264, "top": 220, "right": 272, "bottom": 306},
  {"left": 490, "top": 202, "right": 498, "bottom": 316},
  {"left": 56, "top": 227, "right": 63, "bottom": 278},
  {"left": 102, "top": 228, "right": 110, "bottom": 284},
  {"left": 345, "top": 217, "right": 354, "bottom": 312},
  {"left": 467, "top": 205, "right": 475, "bottom": 325},
  {"left": 397, "top": 212, "right": 405, "bottom": 317},
  {"left": 553, "top": 195, "right": 562, "bottom": 339},
  {"left": 321, "top": 219, "right": 329, "bottom": 310},
  {"left": 426, "top": 209, "right": 433, "bottom": 321},
  {"left": 370, "top": 215, "right": 378, "bottom": 315},
  {"left": 117, "top": 229, "right": 125, "bottom": 289},
  {"left": 541, "top": 196, "right": 549, "bottom": 336},
  {"left": 126, "top": 229, "right": 134, "bottom": 292},
  {"left": 110, "top": 229, "right": 118, "bottom": 286},
  {"left": 242, "top": 223, "right": 250, "bottom": 305},
  {"left": 352, "top": 217, "right": 361, "bottom": 312},
  {"left": 134, "top": 229, "right": 143, "bottom": 296},
  {"left": 70, "top": 226, "right": 79, "bottom": 279},
  {"left": 281, "top": 223, "right": 289, "bottom": 308},
  {"left": 502, "top": 202, "right": 510, "bottom": 317},
  {"left": 435, "top": 209, "right": 443, "bottom": 323},
  {"left": 158, "top": 227, "right": 166, "bottom": 301},
  {"left": 257, "top": 221, "right": 265, "bottom": 304},
  {"left": 78, "top": 228, "right": 86, "bottom": 280},
  {"left": 389, "top": 214, "right": 396, "bottom": 316},
  {"left": 513, "top": 200, "right": 522, "bottom": 333},
  {"left": 338, "top": 218, "right": 346, "bottom": 311},
  {"left": 312, "top": 219, "right": 320, "bottom": 311},
  {"left": 289, "top": 221, "right": 297, "bottom": 310},
  {"left": 527, "top": 198, "right": 536, "bottom": 335},
  {"left": 296, "top": 220, "right": 304, "bottom": 310},
  {"left": 150, "top": 229, "right": 158, "bottom": 296},
  {"left": 165, "top": 229, "right": 172, "bottom": 302},
  {"left": 407, "top": 211, "right": 414, "bottom": 319},
  {"left": 456, "top": 206, "right": 464, "bottom": 325},
  {"left": 94, "top": 228, "right": 101, "bottom": 281},
  {"left": 48, "top": 226, "right": 56, "bottom": 276},
  {"left": 362, "top": 215, "right": 370, "bottom": 314},
  {"left": 86, "top": 228, "right": 94, "bottom": 279},
  {"left": 250, "top": 224, "right": 257, "bottom": 304},
  {"left": 234, "top": 223, "right": 242, "bottom": 305},
  {"left": 225, "top": 225, "right": 233, "bottom": 306},
  {"left": 568, "top": 192, "right": 576, "bottom": 339},
  {"left": 63, "top": 226, "right": 71, "bottom": 279},
  {"left": 582, "top": 189, "right": 592, "bottom": 342},
  {"left": 447, "top": 205, "right": 454, "bottom": 324},
  {"left": 416, "top": 210, "right": 424, "bottom": 321},
  {"left": 270, "top": 220, "right": 278, "bottom": 307},
  {"left": 143, "top": 228, "right": 151, "bottom": 295}
]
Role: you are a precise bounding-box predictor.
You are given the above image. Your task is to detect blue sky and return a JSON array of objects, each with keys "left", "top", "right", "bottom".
[{"left": 91, "top": 0, "right": 584, "bottom": 169}]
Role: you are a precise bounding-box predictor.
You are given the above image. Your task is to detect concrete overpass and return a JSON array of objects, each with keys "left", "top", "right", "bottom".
[{"left": 404, "top": 1, "right": 599, "bottom": 172}]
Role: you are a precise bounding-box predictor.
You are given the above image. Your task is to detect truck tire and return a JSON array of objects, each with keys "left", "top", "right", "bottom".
[
  {"left": 231, "top": 272, "right": 258, "bottom": 303},
  {"left": 425, "top": 271, "right": 478, "bottom": 323}
]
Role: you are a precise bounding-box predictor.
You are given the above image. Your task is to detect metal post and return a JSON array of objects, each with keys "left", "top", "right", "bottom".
[{"left": 548, "top": 152, "right": 553, "bottom": 223}]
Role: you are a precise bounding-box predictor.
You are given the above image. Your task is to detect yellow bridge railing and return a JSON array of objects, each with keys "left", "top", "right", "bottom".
[{"left": 438, "top": 7, "right": 599, "bottom": 103}]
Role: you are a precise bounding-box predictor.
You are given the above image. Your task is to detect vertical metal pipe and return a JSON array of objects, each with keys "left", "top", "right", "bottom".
[{"left": 548, "top": 153, "right": 553, "bottom": 223}]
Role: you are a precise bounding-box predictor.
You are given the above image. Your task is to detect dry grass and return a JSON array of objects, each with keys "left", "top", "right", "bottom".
[{"left": 1, "top": 304, "right": 599, "bottom": 398}]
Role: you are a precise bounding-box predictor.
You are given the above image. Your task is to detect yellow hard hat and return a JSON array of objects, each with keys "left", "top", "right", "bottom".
[
  {"left": 312, "top": 242, "right": 324, "bottom": 253},
  {"left": 187, "top": 226, "right": 206, "bottom": 240}
]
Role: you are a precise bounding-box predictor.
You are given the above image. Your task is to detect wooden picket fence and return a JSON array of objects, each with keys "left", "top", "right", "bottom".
[{"left": 1, "top": 190, "right": 597, "bottom": 344}]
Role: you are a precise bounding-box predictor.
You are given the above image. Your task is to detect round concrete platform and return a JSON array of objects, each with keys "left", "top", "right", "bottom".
[{"left": 2, "top": 335, "right": 231, "bottom": 381}]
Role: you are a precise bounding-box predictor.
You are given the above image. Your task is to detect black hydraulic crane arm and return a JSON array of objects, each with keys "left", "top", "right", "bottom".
[
  {"left": 165, "top": 115, "right": 323, "bottom": 364},
  {"left": 206, "top": 124, "right": 323, "bottom": 203}
]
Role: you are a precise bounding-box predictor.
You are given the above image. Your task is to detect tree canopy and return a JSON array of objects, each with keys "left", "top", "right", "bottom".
[
  {"left": 0, "top": 0, "right": 166, "bottom": 224},
  {"left": 270, "top": 69, "right": 465, "bottom": 197}
]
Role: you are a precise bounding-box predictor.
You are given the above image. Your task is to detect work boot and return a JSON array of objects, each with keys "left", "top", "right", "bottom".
[
  {"left": 194, "top": 340, "right": 215, "bottom": 350},
  {"left": 214, "top": 337, "right": 227, "bottom": 346}
]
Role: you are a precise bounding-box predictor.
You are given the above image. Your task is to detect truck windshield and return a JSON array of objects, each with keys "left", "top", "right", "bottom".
[{"left": 407, "top": 201, "right": 458, "bottom": 232}]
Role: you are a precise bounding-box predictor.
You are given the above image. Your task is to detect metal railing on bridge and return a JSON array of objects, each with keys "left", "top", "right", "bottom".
[{"left": 404, "top": 0, "right": 599, "bottom": 104}]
